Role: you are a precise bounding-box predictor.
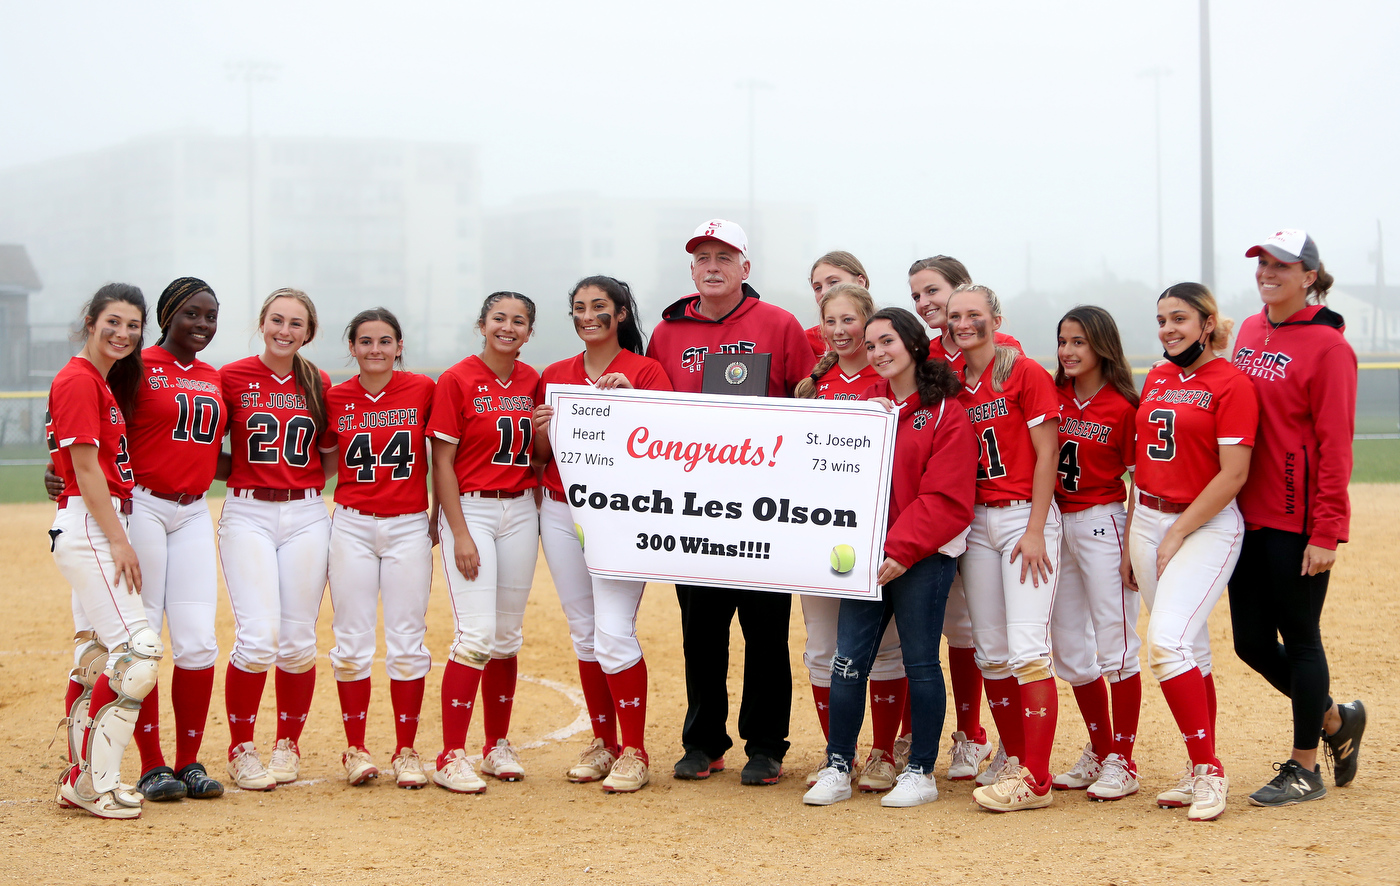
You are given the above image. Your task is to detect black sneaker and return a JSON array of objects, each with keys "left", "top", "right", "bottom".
[
  {"left": 1323, "top": 699, "right": 1366, "bottom": 787},
  {"left": 176, "top": 762, "right": 225, "bottom": 799},
  {"left": 1248, "top": 759, "right": 1326, "bottom": 807},
  {"left": 740, "top": 753, "right": 783, "bottom": 786},
  {"left": 673, "top": 750, "right": 724, "bottom": 780},
  {"left": 137, "top": 766, "right": 188, "bottom": 802}
]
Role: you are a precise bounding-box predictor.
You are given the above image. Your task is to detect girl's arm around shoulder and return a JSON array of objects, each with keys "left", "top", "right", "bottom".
[{"left": 883, "top": 402, "right": 978, "bottom": 567}]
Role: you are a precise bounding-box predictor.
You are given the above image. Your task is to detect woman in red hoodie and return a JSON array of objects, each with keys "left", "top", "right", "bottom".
[
  {"left": 1229, "top": 230, "right": 1365, "bottom": 806},
  {"left": 802, "top": 307, "right": 977, "bottom": 809}
]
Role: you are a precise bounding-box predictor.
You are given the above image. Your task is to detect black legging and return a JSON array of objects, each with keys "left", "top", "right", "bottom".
[{"left": 1228, "top": 527, "right": 1333, "bottom": 751}]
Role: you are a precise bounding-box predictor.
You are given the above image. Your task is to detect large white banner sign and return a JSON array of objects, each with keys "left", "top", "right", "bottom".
[{"left": 546, "top": 385, "right": 897, "bottom": 600}]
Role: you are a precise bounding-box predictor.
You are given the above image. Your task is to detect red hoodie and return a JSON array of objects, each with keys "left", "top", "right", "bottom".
[
  {"left": 861, "top": 379, "right": 978, "bottom": 567},
  {"left": 1231, "top": 305, "right": 1355, "bottom": 549},
  {"left": 646, "top": 284, "right": 815, "bottom": 396}
]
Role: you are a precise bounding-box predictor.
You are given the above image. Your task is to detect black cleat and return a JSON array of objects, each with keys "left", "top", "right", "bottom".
[
  {"left": 175, "top": 762, "right": 225, "bottom": 799},
  {"left": 740, "top": 753, "right": 783, "bottom": 786},
  {"left": 1248, "top": 759, "right": 1326, "bottom": 807},
  {"left": 673, "top": 750, "right": 724, "bottom": 780},
  {"left": 138, "top": 766, "right": 188, "bottom": 802},
  {"left": 1322, "top": 699, "right": 1366, "bottom": 788}
]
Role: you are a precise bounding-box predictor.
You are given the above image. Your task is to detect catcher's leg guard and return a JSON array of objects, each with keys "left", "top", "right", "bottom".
[{"left": 86, "top": 626, "right": 163, "bottom": 795}]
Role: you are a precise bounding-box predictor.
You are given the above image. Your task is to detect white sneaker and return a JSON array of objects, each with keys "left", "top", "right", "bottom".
[
  {"left": 343, "top": 747, "right": 379, "bottom": 786},
  {"left": 803, "top": 766, "right": 852, "bottom": 806},
  {"left": 480, "top": 739, "right": 525, "bottom": 781},
  {"left": 972, "top": 758, "right": 1053, "bottom": 812},
  {"left": 226, "top": 742, "right": 276, "bottom": 791},
  {"left": 392, "top": 748, "right": 428, "bottom": 789},
  {"left": 432, "top": 749, "right": 486, "bottom": 794},
  {"left": 1156, "top": 763, "right": 1195, "bottom": 807},
  {"left": 975, "top": 741, "right": 1008, "bottom": 786},
  {"left": 567, "top": 737, "right": 617, "bottom": 783},
  {"left": 947, "top": 731, "right": 994, "bottom": 780},
  {"left": 1087, "top": 753, "right": 1139, "bottom": 801},
  {"left": 601, "top": 747, "right": 650, "bottom": 793},
  {"left": 881, "top": 768, "right": 939, "bottom": 807},
  {"left": 1187, "top": 764, "right": 1229, "bottom": 822},
  {"left": 267, "top": 738, "right": 300, "bottom": 784},
  {"left": 1052, "top": 743, "right": 1103, "bottom": 790}
]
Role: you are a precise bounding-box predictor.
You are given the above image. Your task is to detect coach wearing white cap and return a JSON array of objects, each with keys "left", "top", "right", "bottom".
[{"left": 646, "top": 219, "right": 816, "bottom": 785}]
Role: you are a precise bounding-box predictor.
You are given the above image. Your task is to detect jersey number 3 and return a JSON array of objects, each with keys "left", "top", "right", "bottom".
[{"left": 1146, "top": 408, "right": 1176, "bottom": 461}]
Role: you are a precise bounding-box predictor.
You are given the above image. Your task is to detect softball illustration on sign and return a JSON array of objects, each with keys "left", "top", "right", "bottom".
[
  {"left": 575, "top": 523, "right": 585, "bottom": 550},
  {"left": 830, "top": 544, "right": 856, "bottom": 575}
]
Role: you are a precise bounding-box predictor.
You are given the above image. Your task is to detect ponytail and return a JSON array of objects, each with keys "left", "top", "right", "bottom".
[
  {"left": 990, "top": 345, "right": 1018, "bottom": 393},
  {"left": 1309, "top": 261, "right": 1334, "bottom": 304},
  {"left": 914, "top": 356, "right": 961, "bottom": 407},
  {"left": 293, "top": 353, "right": 327, "bottom": 432}
]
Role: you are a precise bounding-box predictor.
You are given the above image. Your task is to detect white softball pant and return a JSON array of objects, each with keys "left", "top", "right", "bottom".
[
  {"left": 800, "top": 593, "right": 905, "bottom": 687},
  {"left": 127, "top": 486, "right": 219, "bottom": 671},
  {"left": 217, "top": 493, "right": 330, "bottom": 674},
  {"left": 944, "top": 571, "right": 974, "bottom": 648},
  {"left": 1050, "top": 503, "right": 1141, "bottom": 686},
  {"left": 960, "top": 501, "right": 1062, "bottom": 684},
  {"left": 1129, "top": 496, "right": 1243, "bottom": 683},
  {"left": 327, "top": 507, "right": 433, "bottom": 682},
  {"left": 438, "top": 493, "right": 538, "bottom": 668},
  {"left": 52, "top": 497, "right": 150, "bottom": 669},
  {"left": 539, "top": 497, "right": 645, "bottom": 674}
]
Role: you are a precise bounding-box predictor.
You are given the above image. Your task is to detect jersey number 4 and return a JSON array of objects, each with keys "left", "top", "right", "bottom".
[
  {"left": 492, "top": 416, "right": 532, "bottom": 466},
  {"left": 344, "top": 430, "right": 414, "bottom": 481},
  {"left": 246, "top": 413, "right": 316, "bottom": 467},
  {"left": 976, "top": 428, "right": 1007, "bottom": 480},
  {"left": 1056, "top": 440, "right": 1080, "bottom": 492},
  {"left": 1146, "top": 408, "right": 1176, "bottom": 461}
]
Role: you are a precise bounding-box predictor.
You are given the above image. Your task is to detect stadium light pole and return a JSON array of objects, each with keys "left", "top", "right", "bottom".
[
  {"left": 1140, "top": 66, "right": 1171, "bottom": 291},
  {"left": 227, "top": 60, "right": 279, "bottom": 326},
  {"left": 737, "top": 79, "right": 773, "bottom": 239},
  {"left": 1199, "top": 0, "right": 1215, "bottom": 289}
]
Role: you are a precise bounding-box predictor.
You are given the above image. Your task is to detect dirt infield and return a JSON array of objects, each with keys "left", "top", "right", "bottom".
[{"left": 1, "top": 488, "right": 1396, "bottom": 885}]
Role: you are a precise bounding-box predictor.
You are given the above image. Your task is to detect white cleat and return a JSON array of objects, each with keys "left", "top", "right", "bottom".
[
  {"left": 947, "top": 731, "right": 994, "bottom": 780},
  {"left": 343, "top": 747, "right": 379, "bottom": 786},
  {"left": 975, "top": 741, "right": 1008, "bottom": 787},
  {"left": 1053, "top": 743, "right": 1103, "bottom": 790},
  {"left": 1156, "top": 763, "right": 1195, "bottom": 808},
  {"left": 432, "top": 749, "right": 486, "bottom": 794},
  {"left": 566, "top": 737, "right": 617, "bottom": 783},
  {"left": 267, "top": 738, "right": 301, "bottom": 784},
  {"left": 1187, "top": 764, "right": 1229, "bottom": 822},
  {"left": 972, "top": 758, "right": 1053, "bottom": 812},
  {"left": 392, "top": 748, "right": 429, "bottom": 789},
  {"left": 601, "top": 748, "right": 650, "bottom": 793},
  {"left": 59, "top": 778, "right": 141, "bottom": 820},
  {"left": 480, "top": 739, "right": 525, "bottom": 781},
  {"left": 1087, "top": 753, "right": 1140, "bottom": 801},
  {"left": 226, "top": 742, "right": 276, "bottom": 792}
]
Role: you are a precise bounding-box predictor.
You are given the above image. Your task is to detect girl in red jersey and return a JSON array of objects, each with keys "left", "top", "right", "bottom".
[
  {"left": 48, "top": 284, "right": 159, "bottom": 819},
  {"left": 1126, "top": 282, "right": 1257, "bottom": 822},
  {"left": 909, "top": 256, "right": 1024, "bottom": 373},
  {"left": 802, "top": 307, "right": 977, "bottom": 808},
  {"left": 803, "top": 252, "right": 869, "bottom": 358},
  {"left": 218, "top": 288, "right": 333, "bottom": 791},
  {"left": 532, "top": 276, "right": 671, "bottom": 793},
  {"left": 428, "top": 291, "right": 541, "bottom": 794},
  {"left": 945, "top": 283, "right": 1064, "bottom": 814},
  {"left": 793, "top": 283, "right": 909, "bottom": 793},
  {"left": 1046, "top": 305, "right": 1143, "bottom": 801},
  {"left": 321, "top": 309, "right": 437, "bottom": 789},
  {"left": 1230, "top": 230, "right": 1364, "bottom": 806}
]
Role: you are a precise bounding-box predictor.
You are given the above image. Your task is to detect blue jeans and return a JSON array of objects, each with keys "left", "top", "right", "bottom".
[{"left": 825, "top": 553, "right": 955, "bottom": 774}]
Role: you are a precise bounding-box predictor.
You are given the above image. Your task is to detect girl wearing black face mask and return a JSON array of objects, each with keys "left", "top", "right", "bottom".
[{"left": 1122, "top": 283, "right": 1258, "bottom": 823}]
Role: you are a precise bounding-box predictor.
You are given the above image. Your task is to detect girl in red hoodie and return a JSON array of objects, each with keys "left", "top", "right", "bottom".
[{"left": 1229, "top": 230, "right": 1365, "bottom": 806}]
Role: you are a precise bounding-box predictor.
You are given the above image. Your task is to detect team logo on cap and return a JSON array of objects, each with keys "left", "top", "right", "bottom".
[{"left": 724, "top": 362, "right": 748, "bottom": 385}]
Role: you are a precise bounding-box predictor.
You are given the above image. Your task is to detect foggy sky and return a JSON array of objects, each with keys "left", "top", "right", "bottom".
[{"left": 2, "top": 0, "right": 1397, "bottom": 316}]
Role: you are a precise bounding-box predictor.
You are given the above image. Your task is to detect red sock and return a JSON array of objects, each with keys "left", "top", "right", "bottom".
[
  {"left": 481, "top": 656, "right": 518, "bottom": 755},
  {"left": 133, "top": 682, "right": 165, "bottom": 772},
  {"left": 948, "top": 646, "right": 987, "bottom": 743},
  {"left": 63, "top": 678, "right": 84, "bottom": 765},
  {"left": 1018, "top": 677, "right": 1058, "bottom": 784},
  {"left": 1159, "top": 668, "right": 1219, "bottom": 769},
  {"left": 605, "top": 658, "right": 648, "bottom": 756},
  {"left": 336, "top": 677, "right": 372, "bottom": 750},
  {"left": 390, "top": 677, "right": 425, "bottom": 750},
  {"left": 577, "top": 659, "right": 619, "bottom": 749},
  {"left": 869, "top": 678, "right": 906, "bottom": 755},
  {"left": 1203, "top": 671, "right": 1218, "bottom": 740},
  {"left": 1071, "top": 677, "right": 1112, "bottom": 759},
  {"left": 225, "top": 665, "right": 267, "bottom": 754},
  {"left": 274, "top": 666, "right": 317, "bottom": 744},
  {"left": 172, "top": 665, "right": 215, "bottom": 771},
  {"left": 811, "top": 685, "right": 831, "bottom": 740},
  {"left": 1109, "top": 673, "right": 1142, "bottom": 761},
  {"left": 82, "top": 676, "right": 119, "bottom": 765},
  {"left": 984, "top": 676, "right": 1025, "bottom": 760},
  {"left": 440, "top": 661, "right": 483, "bottom": 762}
]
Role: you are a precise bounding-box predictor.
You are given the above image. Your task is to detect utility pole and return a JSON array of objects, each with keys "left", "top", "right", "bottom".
[
  {"left": 736, "top": 79, "right": 773, "bottom": 242},
  {"left": 1374, "top": 220, "right": 1385, "bottom": 352},
  {"left": 1199, "top": 0, "right": 1215, "bottom": 289},
  {"left": 227, "top": 61, "right": 278, "bottom": 325},
  {"left": 1140, "top": 66, "right": 1171, "bottom": 291}
]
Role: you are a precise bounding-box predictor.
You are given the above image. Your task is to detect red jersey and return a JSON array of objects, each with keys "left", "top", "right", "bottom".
[
  {"left": 537, "top": 349, "right": 672, "bottom": 496},
  {"left": 46, "top": 357, "right": 133, "bottom": 500},
  {"left": 931, "top": 331, "right": 1025, "bottom": 381},
  {"left": 130, "top": 346, "right": 227, "bottom": 496},
  {"left": 220, "top": 355, "right": 332, "bottom": 492},
  {"left": 957, "top": 355, "right": 1059, "bottom": 504},
  {"left": 1135, "top": 358, "right": 1258, "bottom": 504},
  {"left": 646, "top": 284, "right": 816, "bottom": 397},
  {"left": 814, "top": 362, "right": 880, "bottom": 400},
  {"left": 428, "top": 355, "right": 540, "bottom": 495},
  {"left": 804, "top": 324, "right": 827, "bottom": 358},
  {"left": 1232, "top": 306, "right": 1355, "bottom": 548},
  {"left": 324, "top": 372, "right": 435, "bottom": 516},
  {"left": 863, "top": 380, "right": 978, "bottom": 566},
  {"left": 1054, "top": 381, "right": 1136, "bottom": 512}
]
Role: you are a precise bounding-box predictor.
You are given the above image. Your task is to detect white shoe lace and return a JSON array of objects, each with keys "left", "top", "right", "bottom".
[
  {"left": 488, "top": 742, "right": 522, "bottom": 769},
  {"left": 270, "top": 740, "right": 297, "bottom": 771},
  {"left": 577, "top": 741, "right": 613, "bottom": 771},
  {"left": 1192, "top": 770, "right": 1224, "bottom": 807},
  {"left": 986, "top": 743, "right": 1008, "bottom": 776},
  {"left": 813, "top": 767, "right": 846, "bottom": 790},
  {"left": 891, "top": 769, "right": 930, "bottom": 796},
  {"left": 395, "top": 750, "right": 423, "bottom": 775},
  {"left": 611, "top": 752, "right": 647, "bottom": 781},
  {"left": 1066, "top": 744, "right": 1099, "bottom": 779},
  {"left": 1096, "top": 755, "right": 1129, "bottom": 789},
  {"left": 232, "top": 747, "right": 267, "bottom": 780},
  {"left": 950, "top": 737, "right": 979, "bottom": 771}
]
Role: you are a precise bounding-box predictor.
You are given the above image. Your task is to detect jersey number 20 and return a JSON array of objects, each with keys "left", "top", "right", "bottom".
[{"left": 246, "top": 413, "right": 316, "bottom": 467}]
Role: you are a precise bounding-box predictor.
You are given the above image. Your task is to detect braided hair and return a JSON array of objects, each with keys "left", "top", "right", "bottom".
[
  {"left": 795, "top": 283, "right": 877, "bottom": 399},
  {"left": 154, "top": 277, "right": 216, "bottom": 345}
]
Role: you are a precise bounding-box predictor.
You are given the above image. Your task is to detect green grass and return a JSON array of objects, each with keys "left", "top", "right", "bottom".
[
  {"left": 1352, "top": 439, "right": 1400, "bottom": 484},
  {"left": 0, "top": 469, "right": 334, "bottom": 504}
]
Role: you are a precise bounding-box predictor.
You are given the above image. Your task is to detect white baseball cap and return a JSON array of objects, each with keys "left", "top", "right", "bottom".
[
  {"left": 1245, "top": 229, "right": 1320, "bottom": 271},
  {"left": 686, "top": 219, "right": 748, "bottom": 256}
]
